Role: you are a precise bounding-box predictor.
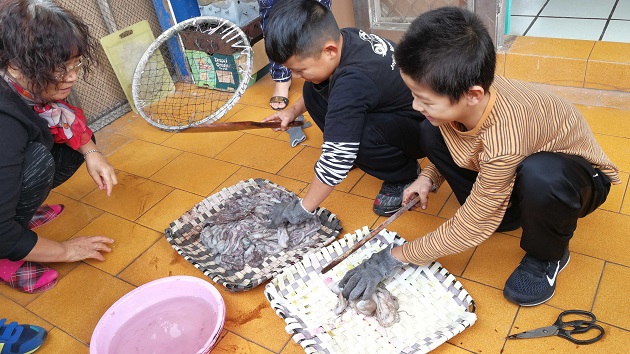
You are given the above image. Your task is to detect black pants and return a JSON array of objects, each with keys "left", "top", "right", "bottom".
[
  {"left": 419, "top": 120, "right": 611, "bottom": 261},
  {"left": 14, "top": 142, "right": 86, "bottom": 229},
  {"left": 303, "top": 82, "right": 425, "bottom": 183}
]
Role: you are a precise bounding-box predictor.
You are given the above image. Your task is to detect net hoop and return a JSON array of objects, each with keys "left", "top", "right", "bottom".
[{"left": 132, "top": 16, "right": 253, "bottom": 131}]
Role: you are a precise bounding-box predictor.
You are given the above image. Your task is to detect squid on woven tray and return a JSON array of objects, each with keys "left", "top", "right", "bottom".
[
  {"left": 329, "top": 282, "right": 401, "bottom": 327},
  {"left": 200, "top": 184, "right": 321, "bottom": 271}
]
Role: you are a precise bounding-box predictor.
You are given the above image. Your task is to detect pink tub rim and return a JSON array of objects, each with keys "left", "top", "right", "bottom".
[{"left": 90, "top": 275, "right": 225, "bottom": 354}]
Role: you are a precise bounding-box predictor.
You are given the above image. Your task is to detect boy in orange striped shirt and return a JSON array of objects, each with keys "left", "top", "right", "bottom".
[{"left": 339, "top": 7, "right": 619, "bottom": 306}]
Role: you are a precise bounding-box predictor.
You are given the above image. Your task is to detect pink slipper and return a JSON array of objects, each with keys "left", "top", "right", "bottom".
[
  {"left": 0, "top": 259, "right": 58, "bottom": 294},
  {"left": 28, "top": 204, "right": 64, "bottom": 230}
]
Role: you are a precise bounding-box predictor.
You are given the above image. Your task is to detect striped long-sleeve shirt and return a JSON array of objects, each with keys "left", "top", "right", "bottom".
[
  {"left": 402, "top": 75, "right": 620, "bottom": 264},
  {"left": 314, "top": 141, "right": 359, "bottom": 185}
]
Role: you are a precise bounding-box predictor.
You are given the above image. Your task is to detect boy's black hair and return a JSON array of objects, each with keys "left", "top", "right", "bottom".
[
  {"left": 0, "top": 0, "right": 97, "bottom": 95},
  {"left": 264, "top": 0, "right": 340, "bottom": 64},
  {"left": 395, "top": 7, "right": 496, "bottom": 102}
]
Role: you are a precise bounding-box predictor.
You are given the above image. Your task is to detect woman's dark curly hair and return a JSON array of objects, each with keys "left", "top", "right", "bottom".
[{"left": 0, "top": 0, "right": 98, "bottom": 95}]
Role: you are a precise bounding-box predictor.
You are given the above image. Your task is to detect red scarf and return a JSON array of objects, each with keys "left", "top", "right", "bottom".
[{"left": 3, "top": 71, "right": 92, "bottom": 150}]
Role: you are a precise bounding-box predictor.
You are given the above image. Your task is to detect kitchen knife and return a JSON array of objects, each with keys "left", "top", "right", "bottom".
[{"left": 321, "top": 195, "right": 423, "bottom": 274}]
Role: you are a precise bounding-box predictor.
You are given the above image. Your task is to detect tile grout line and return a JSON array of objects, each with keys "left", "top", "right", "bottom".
[
  {"left": 113, "top": 236, "right": 165, "bottom": 279},
  {"left": 277, "top": 335, "right": 294, "bottom": 354},
  {"left": 616, "top": 172, "right": 630, "bottom": 214},
  {"left": 582, "top": 40, "right": 597, "bottom": 88},
  {"left": 501, "top": 306, "right": 522, "bottom": 353},
  {"left": 590, "top": 261, "right": 607, "bottom": 313},
  {"left": 0, "top": 291, "right": 52, "bottom": 325},
  {"left": 458, "top": 244, "right": 479, "bottom": 277},
  {"left": 52, "top": 325, "right": 91, "bottom": 349},
  {"left": 218, "top": 328, "right": 282, "bottom": 353},
  {"left": 448, "top": 342, "right": 478, "bottom": 353},
  {"left": 143, "top": 147, "right": 185, "bottom": 180},
  {"left": 434, "top": 191, "right": 454, "bottom": 218},
  {"left": 522, "top": 0, "right": 550, "bottom": 36},
  {"left": 598, "top": 0, "right": 621, "bottom": 41},
  {"left": 3, "top": 287, "right": 93, "bottom": 348}
]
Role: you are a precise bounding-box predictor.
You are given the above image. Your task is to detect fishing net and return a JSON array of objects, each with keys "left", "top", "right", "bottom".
[{"left": 132, "top": 16, "right": 252, "bottom": 131}]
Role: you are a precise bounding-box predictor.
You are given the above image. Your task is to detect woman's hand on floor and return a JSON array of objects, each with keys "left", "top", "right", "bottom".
[
  {"left": 62, "top": 236, "right": 114, "bottom": 262},
  {"left": 85, "top": 152, "right": 117, "bottom": 196}
]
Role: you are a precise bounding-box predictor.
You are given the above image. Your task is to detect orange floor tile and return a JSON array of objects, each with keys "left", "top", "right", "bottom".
[{"left": 3, "top": 74, "right": 629, "bottom": 353}]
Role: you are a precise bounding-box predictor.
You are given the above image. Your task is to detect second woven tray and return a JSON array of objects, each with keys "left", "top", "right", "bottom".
[
  {"left": 265, "top": 227, "right": 476, "bottom": 353},
  {"left": 165, "top": 178, "right": 342, "bottom": 292}
]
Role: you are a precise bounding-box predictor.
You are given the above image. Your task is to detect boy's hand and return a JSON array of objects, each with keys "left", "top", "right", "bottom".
[
  {"left": 262, "top": 109, "right": 299, "bottom": 131},
  {"left": 339, "top": 245, "right": 404, "bottom": 301},
  {"left": 267, "top": 199, "right": 317, "bottom": 228},
  {"left": 403, "top": 176, "right": 433, "bottom": 210}
]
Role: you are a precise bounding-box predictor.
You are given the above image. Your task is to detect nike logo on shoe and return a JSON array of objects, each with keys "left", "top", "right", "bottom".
[
  {"left": 593, "top": 173, "right": 599, "bottom": 178},
  {"left": 546, "top": 261, "right": 560, "bottom": 286}
]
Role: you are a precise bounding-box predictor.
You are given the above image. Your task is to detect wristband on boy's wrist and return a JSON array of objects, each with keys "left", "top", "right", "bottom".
[
  {"left": 299, "top": 199, "right": 316, "bottom": 215},
  {"left": 82, "top": 149, "right": 102, "bottom": 157},
  {"left": 389, "top": 245, "right": 409, "bottom": 265}
]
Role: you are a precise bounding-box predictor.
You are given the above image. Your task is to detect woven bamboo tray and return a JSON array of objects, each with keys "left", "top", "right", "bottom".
[
  {"left": 265, "top": 227, "right": 476, "bottom": 353},
  {"left": 165, "top": 178, "right": 342, "bottom": 292}
]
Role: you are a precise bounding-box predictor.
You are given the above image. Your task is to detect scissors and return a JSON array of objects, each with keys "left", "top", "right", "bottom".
[{"left": 507, "top": 310, "right": 604, "bottom": 345}]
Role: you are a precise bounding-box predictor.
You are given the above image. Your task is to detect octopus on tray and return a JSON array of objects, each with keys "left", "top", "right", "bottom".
[
  {"left": 200, "top": 184, "right": 321, "bottom": 271},
  {"left": 330, "top": 282, "right": 401, "bottom": 328}
]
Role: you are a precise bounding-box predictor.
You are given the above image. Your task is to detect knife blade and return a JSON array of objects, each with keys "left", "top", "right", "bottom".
[
  {"left": 320, "top": 194, "right": 422, "bottom": 274},
  {"left": 184, "top": 120, "right": 304, "bottom": 132}
]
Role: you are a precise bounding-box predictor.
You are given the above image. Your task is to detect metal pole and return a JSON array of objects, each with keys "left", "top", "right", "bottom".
[{"left": 96, "top": 0, "right": 117, "bottom": 33}]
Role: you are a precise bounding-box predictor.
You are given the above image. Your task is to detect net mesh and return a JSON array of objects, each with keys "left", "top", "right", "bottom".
[{"left": 133, "top": 17, "right": 253, "bottom": 131}]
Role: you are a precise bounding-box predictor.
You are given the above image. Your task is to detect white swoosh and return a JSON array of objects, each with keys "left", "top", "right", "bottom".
[{"left": 547, "top": 261, "right": 560, "bottom": 286}]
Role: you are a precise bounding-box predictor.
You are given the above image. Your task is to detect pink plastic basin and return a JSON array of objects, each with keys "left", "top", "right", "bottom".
[{"left": 90, "top": 276, "right": 225, "bottom": 354}]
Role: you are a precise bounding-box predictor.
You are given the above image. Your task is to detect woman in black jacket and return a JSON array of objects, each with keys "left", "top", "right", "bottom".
[{"left": 0, "top": 0, "right": 117, "bottom": 293}]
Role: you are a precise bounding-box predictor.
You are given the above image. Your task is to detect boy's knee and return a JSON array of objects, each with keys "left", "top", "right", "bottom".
[
  {"left": 516, "top": 152, "right": 578, "bottom": 206},
  {"left": 361, "top": 122, "right": 388, "bottom": 148},
  {"left": 360, "top": 115, "right": 407, "bottom": 147}
]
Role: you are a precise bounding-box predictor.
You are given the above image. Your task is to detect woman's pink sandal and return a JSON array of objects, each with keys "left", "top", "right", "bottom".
[
  {"left": 0, "top": 259, "right": 58, "bottom": 294},
  {"left": 28, "top": 204, "right": 64, "bottom": 230}
]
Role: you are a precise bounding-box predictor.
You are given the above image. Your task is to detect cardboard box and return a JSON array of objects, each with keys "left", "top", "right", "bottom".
[{"left": 252, "top": 39, "right": 269, "bottom": 74}]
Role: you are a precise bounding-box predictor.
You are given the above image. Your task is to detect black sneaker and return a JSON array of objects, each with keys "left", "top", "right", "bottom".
[
  {"left": 373, "top": 181, "right": 410, "bottom": 216},
  {"left": 503, "top": 249, "right": 570, "bottom": 306}
]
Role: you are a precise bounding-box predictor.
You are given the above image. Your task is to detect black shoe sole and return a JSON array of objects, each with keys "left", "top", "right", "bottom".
[
  {"left": 373, "top": 206, "right": 401, "bottom": 217},
  {"left": 510, "top": 291, "right": 556, "bottom": 307}
]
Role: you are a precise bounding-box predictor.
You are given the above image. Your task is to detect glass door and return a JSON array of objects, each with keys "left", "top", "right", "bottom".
[{"left": 352, "top": 0, "right": 509, "bottom": 48}]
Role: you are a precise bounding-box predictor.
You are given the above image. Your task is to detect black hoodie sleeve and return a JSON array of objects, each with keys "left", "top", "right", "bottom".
[{"left": 0, "top": 81, "right": 51, "bottom": 260}]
